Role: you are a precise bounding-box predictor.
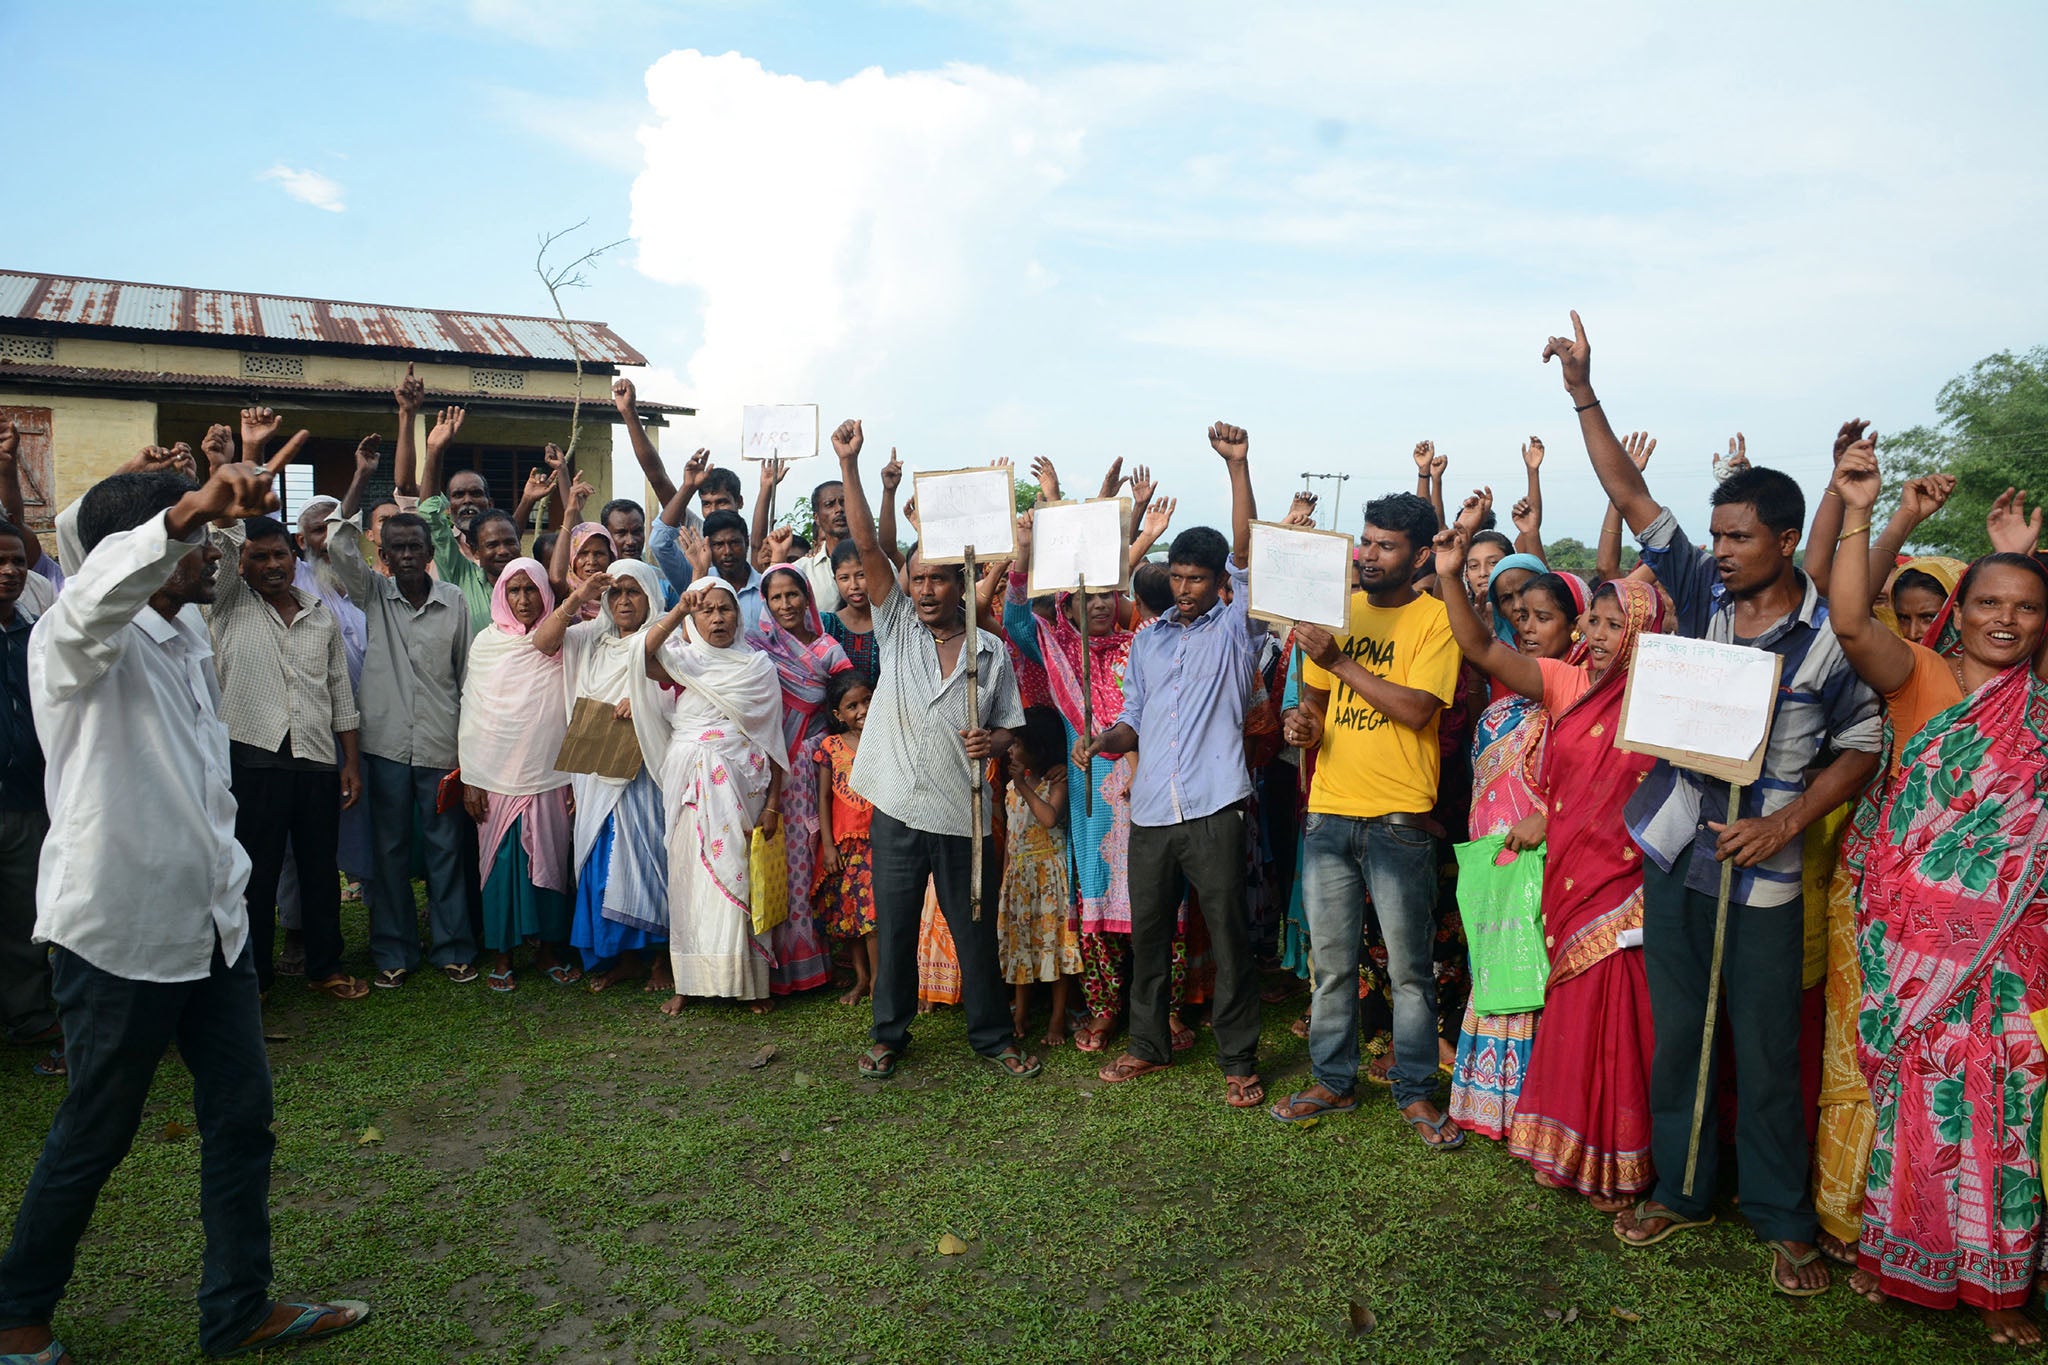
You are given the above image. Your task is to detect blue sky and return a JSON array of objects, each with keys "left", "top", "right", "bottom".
[{"left": 8, "top": 1, "right": 2046, "bottom": 542}]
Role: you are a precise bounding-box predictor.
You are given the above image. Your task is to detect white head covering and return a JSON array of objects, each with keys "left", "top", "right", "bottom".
[
  {"left": 564, "top": 559, "right": 667, "bottom": 721},
  {"left": 628, "top": 576, "right": 789, "bottom": 777}
]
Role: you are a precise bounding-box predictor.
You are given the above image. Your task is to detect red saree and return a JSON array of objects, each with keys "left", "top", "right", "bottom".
[
  {"left": 1507, "top": 580, "right": 1663, "bottom": 1199},
  {"left": 1849, "top": 659, "right": 2048, "bottom": 1310}
]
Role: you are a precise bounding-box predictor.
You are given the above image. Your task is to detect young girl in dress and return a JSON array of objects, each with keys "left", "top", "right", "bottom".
[
  {"left": 998, "top": 707, "right": 1079, "bottom": 1047},
  {"left": 814, "top": 671, "right": 877, "bottom": 1004}
]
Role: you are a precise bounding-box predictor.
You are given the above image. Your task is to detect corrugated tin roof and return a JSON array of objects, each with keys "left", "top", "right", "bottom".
[
  {"left": 0, "top": 270, "right": 650, "bottom": 366},
  {"left": 0, "top": 360, "right": 691, "bottom": 419}
]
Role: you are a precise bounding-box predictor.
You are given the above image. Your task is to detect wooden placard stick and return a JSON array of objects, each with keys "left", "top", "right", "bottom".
[
  {"left": 1683, "top": 781, "right": 1744, "bottom": 1197},
  {"left": 964, "top": 544, "right": 984, "bottom": 920},
  {"left": 1078, "top": 572, "right": 1093, "bottom": 818}
]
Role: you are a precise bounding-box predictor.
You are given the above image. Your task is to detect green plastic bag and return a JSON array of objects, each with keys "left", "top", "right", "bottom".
[{"left": 1455, "top": 834, "right": 1549, "bottom": 1015}]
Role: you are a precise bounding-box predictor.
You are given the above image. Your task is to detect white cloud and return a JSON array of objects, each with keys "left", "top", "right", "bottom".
[
  {"left": 260, "top": 164, "right": 346, "bottom": 213},
  {"left": 627, "top": 50, "right": 1082, "bottom": 447}
]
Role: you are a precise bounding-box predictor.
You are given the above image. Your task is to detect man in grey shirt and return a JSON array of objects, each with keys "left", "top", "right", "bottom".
[
  {"left": 830, "top": 419, "right": 1035, "bottom": 1082},
  {"left": 325, "top": 509, "right": 475, "bottom": 988}
]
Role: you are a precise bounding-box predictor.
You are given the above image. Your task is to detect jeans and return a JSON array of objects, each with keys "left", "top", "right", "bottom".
[
  {"left": 1642, "top": 849, "right": 1815, "bottom": 1242},
  {"left": 0, "top": 944, "right": 275, "bottom": 1354},
  {"left": 1127, "top": 806, "right": 1261, "bottom": 1075},
  {"left": 0, "top": 808, "right": 53, "bottom": 1042},
  {"left": 231, "top": 760, "right": 343, "bottom": 988},
  {"left": 1302, "top": 813, "right": 1439, "bottom": 1106},
  {"left": 364, "top": 755, "right": 475, "bottom": 971},
  {"left": 869, "top": 809, "right": 1013, "bottom": 1058}
]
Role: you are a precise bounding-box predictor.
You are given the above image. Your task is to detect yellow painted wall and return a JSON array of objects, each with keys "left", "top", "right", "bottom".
[
  {"left": 0, "top": 389, "right": 158, "bottom": 507},
  {"left": 54, "top": 336, "right": 618, "bottom": 401}
]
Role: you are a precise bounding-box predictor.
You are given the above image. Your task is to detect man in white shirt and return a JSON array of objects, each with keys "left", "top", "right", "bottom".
[{"left": 0, "top": 453, "right": 369, "bottom": 1362}]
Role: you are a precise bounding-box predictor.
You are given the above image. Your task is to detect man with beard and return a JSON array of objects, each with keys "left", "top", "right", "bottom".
[{"left": 208, "top": 515, "right": 366, "bottom": 1001}]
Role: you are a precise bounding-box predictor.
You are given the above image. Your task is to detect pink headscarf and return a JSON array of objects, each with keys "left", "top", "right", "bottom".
[
  {"left": 566, "top": 522, "right": 616, "bottom": 619},
  {"left": 752, "top": 563, "right": 852, "bottom": 758},
  {"left": 489, "top": 557, "right": 556, "bottom": 635}
]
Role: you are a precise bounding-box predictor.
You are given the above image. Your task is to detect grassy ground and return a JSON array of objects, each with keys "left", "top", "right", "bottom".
[{"left": 0, "top": 902, "right": 2024, "bottom": 1364}]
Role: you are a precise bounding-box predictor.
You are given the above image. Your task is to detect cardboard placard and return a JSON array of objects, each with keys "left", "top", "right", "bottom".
[
  {"left": 1246, "top": 520, "right": 1355, "bottom": 630},
  {"left": 552, "top": 696, "right": 644, "bottom": 781},
  {"left": 1616, "top": 634, "right": 1782, "bottom": 785},
  {"left": 1027, "top": 497, "right": 1131, "bottom": 597},
  {"left": 740, "top": 404, "right": 820, "bottom": 462},
  {"left": 912, "top": 466, "right": 1017, "bottom": 563}
]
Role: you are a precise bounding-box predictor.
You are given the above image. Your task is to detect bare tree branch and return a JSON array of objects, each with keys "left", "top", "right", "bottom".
[{"left": 535, "top": 222, "right": 629, "bottom": 462}]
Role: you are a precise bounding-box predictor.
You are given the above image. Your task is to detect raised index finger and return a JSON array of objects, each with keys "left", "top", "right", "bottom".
[
  {"left": 268, "top": 430, "right": 311, "bottom": 473},
  {"left": 1569, "top": 310, "right": 1585, "bottom": 344}
]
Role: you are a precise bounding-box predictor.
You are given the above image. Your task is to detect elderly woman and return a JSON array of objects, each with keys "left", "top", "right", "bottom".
[
  {"left": 459, "top": 558, "right": 577, "bottom": 991},
  {"left": 631, "top": 577, "right": 789, "bottom": 1014},
  {"left": 534, "top": 559, "right": 673, "bottom": 994}
]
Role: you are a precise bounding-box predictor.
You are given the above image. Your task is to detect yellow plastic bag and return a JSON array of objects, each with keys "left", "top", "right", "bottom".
[{"left": 749, "top": 825, "right": 790, "bottom": 937}]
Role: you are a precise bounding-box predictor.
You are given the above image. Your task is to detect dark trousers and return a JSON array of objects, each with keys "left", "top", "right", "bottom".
[
  {"left": 231, "top": 759, "right": 343, "bottom": 989},
  {"left": 0, "top": 944, "right": 275, "bottom": 1353},
  {"left": 869, "top": 809, "right": 1011, "bottom": 1057},
  {"left": 1128, "top": 806, "right": 1261, "bottom": 1075},
  {"left": 364, "top": 757, "right": 474, "bottom": 971},
  {"left": 0, "top": 809, "right": 53, "bottom": 1042},
  {"left": 1643, "top": 849, "right": 1816, "bottom": 1242}
]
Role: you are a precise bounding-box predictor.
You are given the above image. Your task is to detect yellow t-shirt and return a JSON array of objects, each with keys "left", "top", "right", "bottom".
[{"left": 1300, "top": 592, "right": 1463, "bottom": 819}]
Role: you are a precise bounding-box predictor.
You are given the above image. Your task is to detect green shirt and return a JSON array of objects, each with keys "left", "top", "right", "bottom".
[{"left": 418, "top": 493, "right": 493, "bottom": 637}]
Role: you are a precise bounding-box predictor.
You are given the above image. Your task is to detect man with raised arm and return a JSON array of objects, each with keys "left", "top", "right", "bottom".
[
  {"left": 831, "top": 419, "right": 1035, "bottom": 1082},
  {"left": 1545, "top": 311, "right": 1880, "bottom": 1296},
  {"left": 0, "top": 445, "right": 370, "bottom": 1362},
  {"left": 1078, "top": 423, "right": 1267, "bottom": 1111}
]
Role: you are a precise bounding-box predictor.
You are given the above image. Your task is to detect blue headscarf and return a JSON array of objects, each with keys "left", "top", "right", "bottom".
[{"left": 1486, "top": 553, "right": 1548, "bottom": 645}]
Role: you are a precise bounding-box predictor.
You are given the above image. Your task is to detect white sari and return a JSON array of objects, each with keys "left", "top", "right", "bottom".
[{"left": 629, "top": 580, "right": 788, "bottom": 999}]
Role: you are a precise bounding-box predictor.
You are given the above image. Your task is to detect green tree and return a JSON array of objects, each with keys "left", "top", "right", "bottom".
[{"left": 1886, "top": 346, "right": 2048, "bottom": 558}]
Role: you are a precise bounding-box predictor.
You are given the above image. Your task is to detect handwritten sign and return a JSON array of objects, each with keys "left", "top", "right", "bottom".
[
  {"left": 1617, "top": 634, "right": 1782, "bottom": 785},
  {"left": 1247, "top": 521, "right": 1354, "bottom": 630},
  {"left": 912, "top": 466, "right": 1017, "bottom": 564},
  {"left": 740, "top": 405, "right": 819, "bottom": 462},
  {"left": 1028, "top": 498, "right": 1130, "bottom": 597}
]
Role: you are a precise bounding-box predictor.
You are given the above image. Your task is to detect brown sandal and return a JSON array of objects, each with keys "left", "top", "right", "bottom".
[
  {"left": 307, "top": 975, "right": 370, "bottom": 1001},
  {"left": 1225, "top": 1075, "right": 1266, "bottom": 1108},
  {"left": 1097, "top": 1053, "right": 1169, "bottom": 1084}
]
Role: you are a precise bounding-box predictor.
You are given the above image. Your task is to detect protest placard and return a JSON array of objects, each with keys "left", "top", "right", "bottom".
[
  {"left": 1027, "top": 498, "right": 1130, "bottom": 597},
  {"left": 1617, "top": 634, "right": 1782, "bottom": 784},
  {"left": 912, "top": 466, "right": 1017, "bottom": 563},
  {"left": 740, "top": 405, "right": 819, "bottom": 462},
  {"left": 553, "top": 697, "right": 644, "bottom": 781},
  {"left": 1246, "top": 520, "right": 1354, "bottom": 629}
]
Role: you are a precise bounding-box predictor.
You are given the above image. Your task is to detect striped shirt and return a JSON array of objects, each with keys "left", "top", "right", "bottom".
[
  {"left": 207, "top": 529, "right": 360, "bottom": 769},
  {"left": 1623, "top": 507, "right": 1881, "bottom": 907},
  {"left": 850, "top": 587, "right": 1025, "bottom": 838}
]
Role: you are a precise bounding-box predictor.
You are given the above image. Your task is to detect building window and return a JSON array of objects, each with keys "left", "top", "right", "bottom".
[
  {"left": 241, "top": 353, "right": 308, "bottom": 380},
  {"left": 0, "top": 336, "right": 56, "bottom": 361},
  {"left": 470, "top": 367, "right": 526, "bottom": 391}
]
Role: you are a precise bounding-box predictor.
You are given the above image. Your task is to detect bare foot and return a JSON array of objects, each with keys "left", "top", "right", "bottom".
[
  {"left": 749, "top": 998, "right": 775, "bottom": 1015},
  {"left": 1042, "top": 1025, "right": 1066, "bottom": 1048},
  {"left": 839, "top": 982, "right": 871, "bottom": 1006},
  {"left": 1849, "top": 1268, "right": 1885, "bottom": 1304},
  {"left": 645, "top": 963, "right": 675, "bottom": 993},
  {"left": 660, "top": 994, "right": 687, "bottom": 1016},
  {"left": 588, "top": 961, "right": 640, "bottom": 994},
  {"left": 0, "top": 1326, "right": 54, "bottom": 1355},
  {"left": 1587, "top": 1192, "right": 1632, "bottom": 1215},
  {"left": 1817, "top": 1230, "right": 1858, "bottom": 1266},
  {"left": 1983, "top": 1307, "right": 2043, "bottom": 1346},
  {"left": 1012, "top": 1008, "right": 1030, "bottom": 1039}
]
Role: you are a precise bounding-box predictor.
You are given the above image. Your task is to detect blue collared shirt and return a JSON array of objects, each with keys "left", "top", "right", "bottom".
[
  {"left": 1123, "top": 559, "right": 1260, "bottom": 828},
  {"left": 1623, "top": 507, "right": 1881, "bottom": 907},
  {"left": 647, "top": 518, "right": 763, "bottom": 630}
]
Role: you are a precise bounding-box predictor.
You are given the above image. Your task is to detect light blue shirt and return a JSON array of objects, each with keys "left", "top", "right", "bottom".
[
  {"left": 1122, "top": 559, "right": 1260, "bottom": 827},
  {"left": 648, "top": 519, "right": 761, "bottom": 634}
]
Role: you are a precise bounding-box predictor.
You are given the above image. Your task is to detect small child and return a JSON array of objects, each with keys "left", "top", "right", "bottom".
[
  {"left": 813, "top": 671, "right": 878, "bottom": 1005},
  {"left": 998, "top": 707, "right": 1079, "bottom": 1045}
]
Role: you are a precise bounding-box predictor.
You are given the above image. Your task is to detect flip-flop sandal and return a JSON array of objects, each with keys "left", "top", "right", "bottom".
[
  {"left": 487, "top": 970, "right": 516, "bottom": 993},
  {"left": 1169, "top": 1021, "right": 1197, "bottom": 1052},
  {"left": 857, "top": 1046, "right": 899, "bottom": 1080},
  {"left": 441, "top": 963, "right": 478, "bottom": 985},
  {"left": 1403, "top": 1110, "right": 1466, "bottom": 1150},
  {"left": 1074, "top": 1018, "right": 1116, "bottom": 1054},
  {"left": 1268, "top": 1089, "right": 1358, "bottom": 1123},
  {"left": 1765, "top": 1240, "right": 1830, "bottom": 1297},
  {"left": 215, "top": 1300, "right": 372, "bottom": 1358},
  {"left": 1097, "top": 1053, "right": 1169, "bottom": 1085},
  {"left": 308, "top": 975, "right": 370, "bottom": 1001},
  {"left": 1289, "top": 1009, "right": 1311, "bottom": 1040},
  {"left": 984, "top": 1046, "right": 1043, "bottom": 1079},
  {"left": 31, "top": 1047, "right": 66, "bottom": 1078},
  {"left": 0, "top": 1341, "right": 71, "bottom": 1364},
  {"left": 547, "top": 963, "right": 583, "bottom": 986},
  {"left": 1224, "top": 1075, "right": 1266, "bottom": 1109},
  {"left": 1615, "top": 1200, "right": 1715, "bottom": 1248},
  {"left": 372, "top": 969, "right": 408, "bottom": 990}
]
